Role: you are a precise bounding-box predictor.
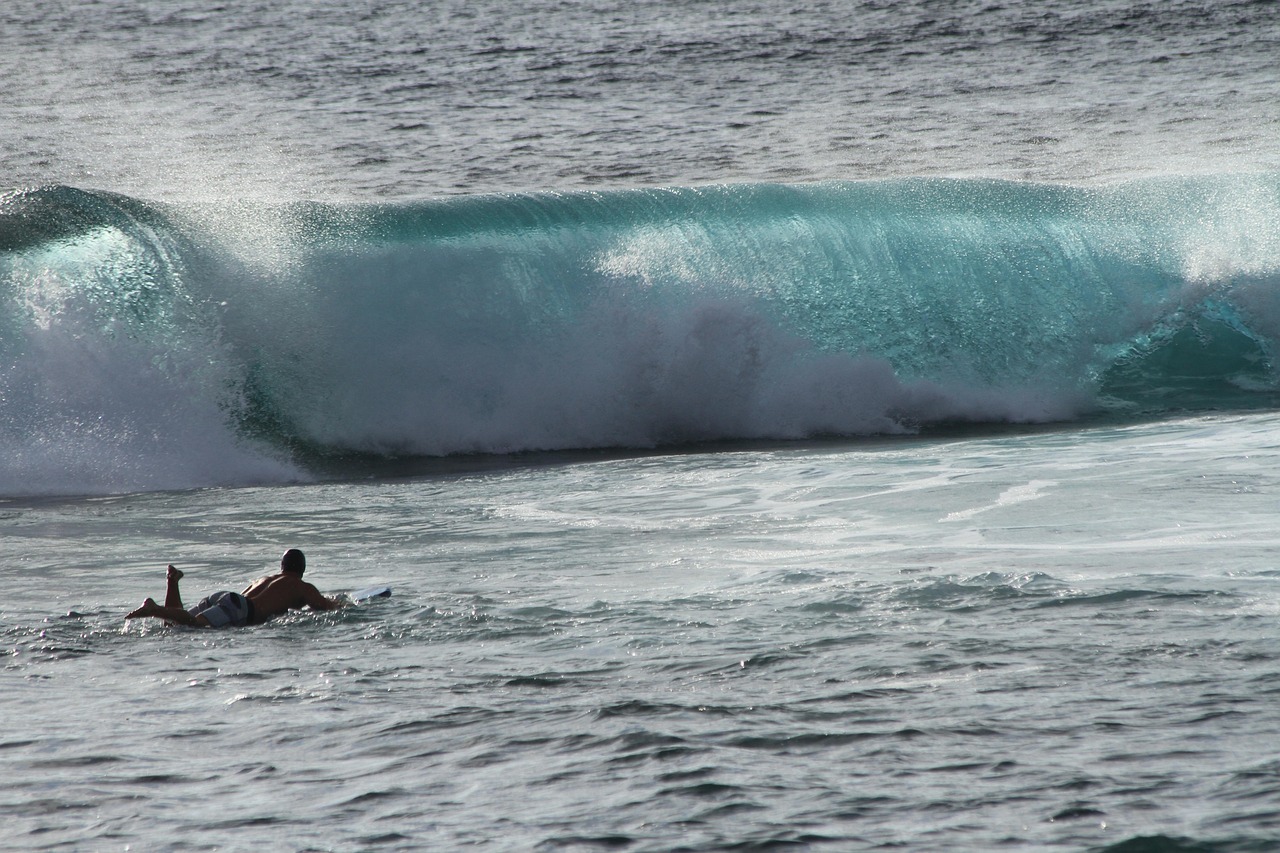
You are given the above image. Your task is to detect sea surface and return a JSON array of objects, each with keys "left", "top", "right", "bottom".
[{"left": 3, "top": 1, "right": 1280, "bottom": 850}]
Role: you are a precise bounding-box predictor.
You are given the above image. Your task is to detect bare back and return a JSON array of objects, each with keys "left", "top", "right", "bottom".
[{"left": 242, "top": 572, "right": 339, "bottom": 622}]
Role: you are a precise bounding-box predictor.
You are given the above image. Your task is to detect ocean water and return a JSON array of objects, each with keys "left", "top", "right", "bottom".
[{"left": 4, "top": 0, "right": 1280, "bottom": 850}]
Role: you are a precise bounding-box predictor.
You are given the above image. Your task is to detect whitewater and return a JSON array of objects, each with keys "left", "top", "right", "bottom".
[
  {"left": 3, "top": 1, "right": 1280, "bottom": 851},
  {"left": 4, "top": 176, "right": 1279, "bottom": 495}
]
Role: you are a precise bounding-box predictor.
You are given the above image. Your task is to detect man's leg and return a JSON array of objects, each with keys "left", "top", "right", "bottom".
[
  {"left": 126, "top": 598, "right": 208, "bottom": 626},
  {"left": 164, "top": 564, "right": 184, "bottom": 609},
  {"left": 126, "top": 596, "right": 202, "bottom": 625}
]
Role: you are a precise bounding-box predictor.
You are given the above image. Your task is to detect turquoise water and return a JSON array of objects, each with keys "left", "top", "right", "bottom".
[{"left": 2, "top": 176, "right": 1279, "bottom": 496}]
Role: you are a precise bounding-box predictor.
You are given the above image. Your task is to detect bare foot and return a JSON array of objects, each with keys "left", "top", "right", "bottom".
[
  {"left": 126, "top": 598, "right": 161, "bottom": 619},
  {"left": 167, "top": 564, "right": 183, "bottom": 581}
]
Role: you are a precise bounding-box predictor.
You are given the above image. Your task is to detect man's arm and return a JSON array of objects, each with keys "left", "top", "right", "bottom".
[{"left": 302, "top": 582, "right": 343, "bottom": 611}]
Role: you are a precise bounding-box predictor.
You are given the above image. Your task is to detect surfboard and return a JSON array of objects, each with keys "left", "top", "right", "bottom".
[{"left": 351, "top": 585, "right": 392, "bottom": 602}]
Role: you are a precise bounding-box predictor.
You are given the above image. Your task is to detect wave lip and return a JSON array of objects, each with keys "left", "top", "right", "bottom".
[
  {"left": 2, "top": 175, "right": 1279, "bottom": 494},
  {"left": 0, "top": 186, "right": 303, "bottom": 496}
]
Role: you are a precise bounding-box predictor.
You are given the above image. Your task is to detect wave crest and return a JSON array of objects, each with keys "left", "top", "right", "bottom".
[{"left": 2, "top": 176, "right": 1278, "bottom": 494}]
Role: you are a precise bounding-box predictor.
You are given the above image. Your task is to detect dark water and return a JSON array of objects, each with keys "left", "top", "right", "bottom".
[{"left": 1, "top": 0, "right": 1277, "bottom": 199}]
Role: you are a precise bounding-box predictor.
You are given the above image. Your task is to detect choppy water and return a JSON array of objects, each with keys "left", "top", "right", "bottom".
[
  {"left": 2, "top": 0, "right": 1278, "bottom": 200},
  {"left": 7, "top": 414, "right": 1280, "bottom": 850},
  {"left": 4, "top": 0, "right": 1280, "bottom": 851}
]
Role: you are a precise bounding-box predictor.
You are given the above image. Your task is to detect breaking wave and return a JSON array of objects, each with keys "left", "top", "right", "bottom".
[{"left": 2, "top": 174, "right": 1278, "bottom": 495}]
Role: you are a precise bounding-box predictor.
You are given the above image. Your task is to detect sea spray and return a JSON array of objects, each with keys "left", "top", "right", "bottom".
[
  {"left": 2, "top": 175, "right": 1278, "bottom": 495},
  {"left": 0, "top": 187, "right": 302, "bottom": 495}
]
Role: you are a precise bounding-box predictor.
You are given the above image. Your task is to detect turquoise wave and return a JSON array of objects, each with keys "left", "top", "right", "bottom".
[{"left": 1, "top": 176, "right": 1278, "bottom": 493}]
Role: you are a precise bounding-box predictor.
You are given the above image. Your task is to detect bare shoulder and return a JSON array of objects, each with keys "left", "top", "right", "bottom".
[{"left": 241, "top": 574, "right": 278, "bottom": 596}]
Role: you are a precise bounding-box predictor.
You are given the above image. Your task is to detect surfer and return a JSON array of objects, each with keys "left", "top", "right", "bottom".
[{"left": 125, "top": 548, "right": 343, "bottom": 627}]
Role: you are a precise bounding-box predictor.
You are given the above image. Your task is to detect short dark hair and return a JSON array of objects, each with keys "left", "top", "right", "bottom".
[{"left": 281, "top": 548, "right": 306, "bottom": 575}]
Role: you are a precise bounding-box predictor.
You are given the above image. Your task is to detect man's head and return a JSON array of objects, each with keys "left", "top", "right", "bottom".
[{"left": 281, "top": 548, "right": 306, "bottom": 576}]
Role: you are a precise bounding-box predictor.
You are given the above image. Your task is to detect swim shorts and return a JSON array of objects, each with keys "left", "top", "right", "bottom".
[{"left": 188, "top": 591, "right": 255, "bottom": 628}]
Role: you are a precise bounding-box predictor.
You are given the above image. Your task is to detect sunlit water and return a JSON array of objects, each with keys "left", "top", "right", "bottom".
[{"left": 5, "top": 413, "right": 1280, "bottom": 850}]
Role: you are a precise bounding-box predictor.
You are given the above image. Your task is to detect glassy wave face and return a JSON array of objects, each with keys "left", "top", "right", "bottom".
[{"left": 2, "top": 174, "right": 1278, "bottom": 495}]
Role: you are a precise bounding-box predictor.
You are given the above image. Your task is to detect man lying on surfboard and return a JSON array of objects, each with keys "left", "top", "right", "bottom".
[{"left": 126, "top": 548, "right": 342, "bottom": 628}]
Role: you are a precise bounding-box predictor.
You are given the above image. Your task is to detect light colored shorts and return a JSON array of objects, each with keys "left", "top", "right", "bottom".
[{"left": 188, "top": 591, "right": 253, "bottom": 627}]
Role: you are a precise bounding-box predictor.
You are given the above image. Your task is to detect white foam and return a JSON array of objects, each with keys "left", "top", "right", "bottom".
[{"left": 0, "top": 229, "right": 304, "bottom": 497}]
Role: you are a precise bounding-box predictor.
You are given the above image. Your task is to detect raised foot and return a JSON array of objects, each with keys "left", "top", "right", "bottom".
[{"left": 166, "top": 564, "right": 184, "bottom": 581}]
